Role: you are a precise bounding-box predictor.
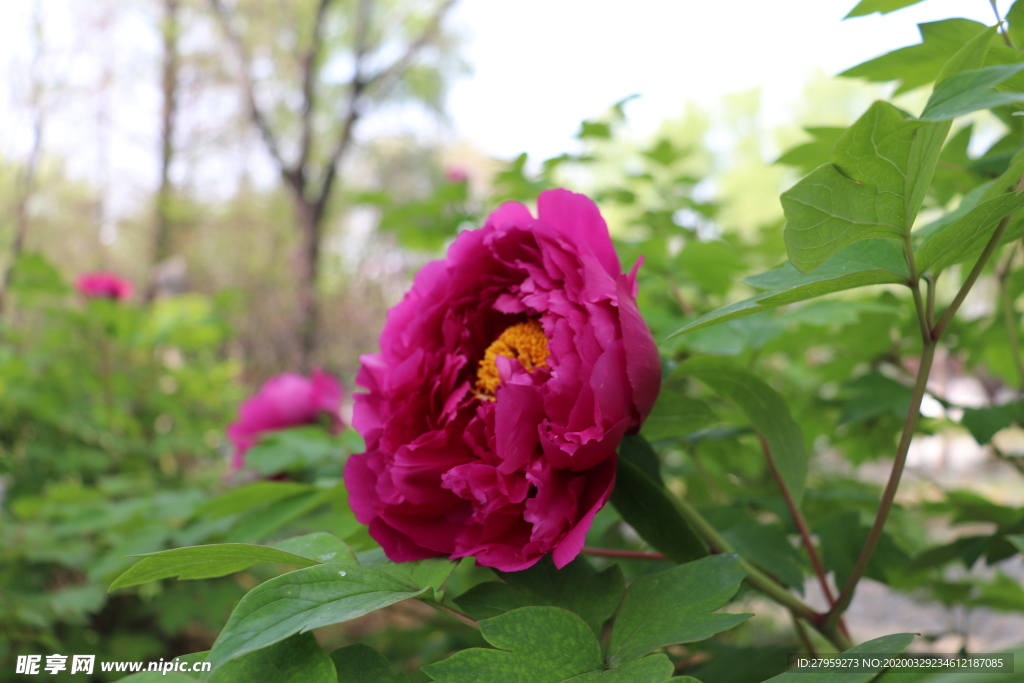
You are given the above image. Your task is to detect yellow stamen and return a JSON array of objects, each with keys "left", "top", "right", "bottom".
[{"left": 475, "top": 320, "right": 550, "bottom": 398}]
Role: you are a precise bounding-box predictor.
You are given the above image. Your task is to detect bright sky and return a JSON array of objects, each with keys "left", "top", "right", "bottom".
[
  {"left": 447, "top": 0, "right": 1008, "bottom": 160},
  {"left": 0, "top": 0, "right": 1014, "bottom": 220}
]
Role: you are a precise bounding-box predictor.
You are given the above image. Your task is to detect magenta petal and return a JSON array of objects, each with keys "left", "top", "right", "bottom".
[
  {"left": 537, "top": 189, "right": 621, "bottom": 278},
  {"left": 616, "top": 274, "right": 661, "bottom": 427},
  {"left": 495, "top": 383, "right": 545, "bottom": 474},
  {"left": 552, "top": 459, "right": 616, "bottom": 568}
]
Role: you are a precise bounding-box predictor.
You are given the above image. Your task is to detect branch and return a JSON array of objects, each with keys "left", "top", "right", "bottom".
[
  {"left": 296, "top": 0, "right": 334, "bottom": 181},
  {"left": 207, "top": 0, "right": 301, "bottom": 192},
  {"left": 582, "top": 547, "right": 668, "bottom": 561},
  {"left": 757, "top": 435, "right": 849, "bottom": 639},
  {"left": 826, "top": 341, "right": 936, "bottom": 629},
  {"left": 314, "top": 0, "right": 458, "bottom": 213},
  {"left": 422, "top": 600, "right": 478, "bottom": 628}
]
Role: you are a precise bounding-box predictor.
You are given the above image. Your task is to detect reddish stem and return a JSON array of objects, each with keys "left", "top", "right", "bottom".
[{"left": 582, "top": 547, "right": 668, "bottom": 561}]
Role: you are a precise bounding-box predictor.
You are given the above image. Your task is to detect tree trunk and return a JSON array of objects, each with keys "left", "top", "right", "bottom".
[
  {"left": 150, "top": 0, "right": 181, "bottom": 298},
  {"left": 295, "top": 198, "right": 322, "bottom": 371}
]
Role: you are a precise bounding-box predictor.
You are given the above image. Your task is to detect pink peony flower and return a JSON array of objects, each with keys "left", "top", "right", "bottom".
[
  {"left": 75, "top": 271, "right": 134, "bottom": 301},
  {"left": 444, "top": 166, "right": 469, "bottom": 183},
  {"left": 345, "top": 189, "right": 661, "bottom": 572},
  {"left": 227, "top": 369, "right": 344, "bottom": 469}
]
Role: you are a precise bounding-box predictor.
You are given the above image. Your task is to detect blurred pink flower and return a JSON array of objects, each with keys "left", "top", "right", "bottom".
[
  {"left": 227, "top": 369, "right": 344, "bottom": 469},
  {"left": 345, "top": 189, "right": 661, "bottom": 572},
  {"left": 444, "top": 166, "right": 469, "bottom": 183},
  {"left": 75, "top": 272, "right": 134, "bottom": 301}
]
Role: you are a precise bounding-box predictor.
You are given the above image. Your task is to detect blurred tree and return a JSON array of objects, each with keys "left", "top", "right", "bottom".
[
  {"left": 207, "top": 0, "right": 460, "bottom": 369},
  {"left": 149, "top": 0, "right": 182, "bottom": 296},
  {"left": 0, "top": 1, "right": 45, "bottom": 316}
]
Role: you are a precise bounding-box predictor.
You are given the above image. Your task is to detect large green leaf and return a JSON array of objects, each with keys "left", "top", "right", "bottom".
[
  {"left": 208, "top": 632, "right": 335, "bottom": 683},
  {"left": 329, "top": 644, "right": 407, "bottom": 683},
  {"left": 606, "top": 554, "right": 750, "bottom": 665},
  {"left": 422, "top": 606, "right": 672, "bottom": 683},
  {"left": 641, "top": 389, "right": 720, "bottom": 441},
  {"left": 666, "top": 240, "right": 909, "bottom": 339},
  {"left": 675, "top": 357, "right": 808, "bottom": 504},
  {"left": 226, "top": 485, "right": 338, "bottom": 543},
  {"left": 611, "top": 439, "right": 709, "bottom": 563},
  {"left": 783, "top": 101, "right": 948, "bottom": 273},
  {"left": 272, "top": 533, "right": 356, "bottom": 565},
  {"left": 760, "top": 633, "right": 915, "bottom": 682},
  {"left": 776, "top": 127, "right": 847, "bottom": 174},
  {"left": 243, "top": 426, "right": 345, "bottom": 476},
  {"left": 845, "top": 0, "right": 927, "bottom": 18},
  {"left": 920, "top": 64, "right": 1024, "bottom": 121},
  {"left": 108, "top": 543, "right": 326, "bottom": 592},
  {"left": 455, "top": 556, "right": 624, "bottom": 635},
  {"left": 205, "top": 564, "right": 428, "bottom": 675},
  {"left": 961, "top": 401, "right": 1024, "bottom": 444},
  {"left": 193, "top": 482, "right": 315, "bottom": 519},
  {"left": 917, "top": 189, "right": 1024, "bottom": 274},
  {"left": 841, "top": 19, "right": 988, "bottom": 94},
  {"left": 356, "top": 550, "right": 455, "bottom": 601}
]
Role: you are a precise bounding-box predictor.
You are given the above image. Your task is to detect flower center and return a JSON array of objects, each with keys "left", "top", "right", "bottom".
[{"left": 475, "top": 320, "right": 549, "bottom": 398}]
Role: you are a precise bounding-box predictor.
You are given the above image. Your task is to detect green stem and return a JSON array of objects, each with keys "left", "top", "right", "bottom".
[
  {"left": 826, "top": 341, "right": 936, "bottom": 628},
  {"left": 792, "top": 611, "right": 819, "bottom": 658},
  {"left": 673, "top": 494, "right": 852, "bottom": 651},
  {"left": 926, "top": 275, "right": 937, "bottom": 330},
  {"left": 425, "top": 600, "right": 479, "bottom": 629}
]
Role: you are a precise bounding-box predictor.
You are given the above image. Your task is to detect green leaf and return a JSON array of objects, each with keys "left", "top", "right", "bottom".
[
  {"left": 776, "top": 127, "right": 846, "bottom": 175},
  {"left": 611, "top": 439, "right": 709, "bottom": 562},
  {"left": 194, "top": 482, "right": 315, "bottom": 519},
  {"left": 641, "top": 389, "right": 719, "bottom": 442},
  {"left": 243, "top": 427, "right": 343, "bottom": 476},
  {"left": 666, "top": 240, "right": 909, "bottom": 339},
  {"left": 356, "top": 551, "right": 456, "bottom": 600},
  {"left": 578, "top": 121, "right": 612, "bottom": 139},
  {"left": 675, "top": 357, "right": 808, "bottom": 504},
  {"left": 934, "top": 25, "right": 999, "bottom": 85},
  {"left": 571, "top": 655, "right": 674, "bottom": 682},
  {"left": 961, "top": 401, "right": 1024, "bottom": 444},
  {"left": 817, "top": 511, "right": 910, "bottom": 587},
  {"left": 721, "top": 521, "right": 807, "bottom": 591},
  {"left": 329, "top": 644, "right": 406, "bottom": 683},
  {"left": 920, "top": 64, "right": 1024, "bottom": 121},
  {"left": 206, "top": 564, "right": 428, "bottom": 675},
  {"left": 422, "top": 606, "right": 602, "bottom": 682},
  {"left": 272, "top": 533, "right": 357, "bottom": 565},
  {"left": 208, "top": 632, "right": 335, "bottom": 683},
  {"left": 108, "top": 544, "right": 324, "bottom": 592},
  {"left": 845, "top": 0, "right": 926, "bottom": 18},
  {"left": 226, "top": 485, "right": 338, "bottom": 543},
  {"left": 606, "top": 554, "right": 750, "bottom": 665},
  {"left": 456, "top": 558, "right": 624, "bottom": 636},
  {"left": 838, "top": 373, "right": 914, "bottom": 424},
  {"left": 761, "top": 633, "right": 915, "bottom": 682},
  {"left": 783, "top": 101, "right": 948, "bottom": 273},
  {"left": 1008, "top": 535, "right": 1024, "bottom": 553},
  {"left": 116, "top": 674, "right": 198, "bottom": 682},
  {"left": 841, "top": 19, "right": 988, "bottom": 94},
  {"left": 477, "top": 556, "right": 624, "bottom": 635},
  {"left": 1009, "top": 1, "right": 1024, "bottom": 49}
]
